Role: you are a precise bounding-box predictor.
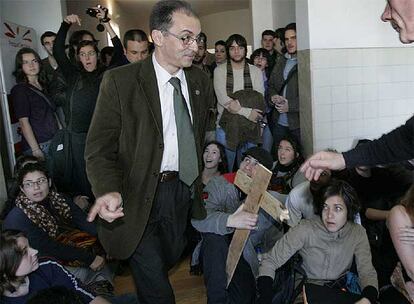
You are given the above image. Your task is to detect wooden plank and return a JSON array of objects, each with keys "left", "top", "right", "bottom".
[
  {"left": 260, "top": 194, "right": 290, "bottom": 222},
  {"left": 235, "top": 169, "right": 289, "bottom": 222},
  {"left": 226, "top": 164, "right": 272, "bottom": 287}
]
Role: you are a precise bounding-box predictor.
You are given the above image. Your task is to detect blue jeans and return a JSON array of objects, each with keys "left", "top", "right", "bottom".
[
  {"left": 201, "top": 233, "right": 256, "bottom": 304},
  {"left": 216, "top": 127, "right": 257, "bottom": 172},
  {"left": 23, "top": 140, "right": 51, "bottom": 155},
  {"left": 23, "top": 140, "right": 51, "bottom": 161},
  {"left": 261, "top": 124, "right": 273, "bottom": 153}
]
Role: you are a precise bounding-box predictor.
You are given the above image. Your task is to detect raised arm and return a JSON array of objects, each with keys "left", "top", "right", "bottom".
[
  {"left": 53, "top": 15, "right": 81, "bottom": 79},
  {"left": 301, "top": 116, "right": 414, "bottom": 181},
  {"left": 343, "top": 115, "right": 414, "bottom": 168}
]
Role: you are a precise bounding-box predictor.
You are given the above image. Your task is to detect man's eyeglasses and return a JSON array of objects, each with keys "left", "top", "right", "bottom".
[
  {"left": 242, "top": 156, "right": 259, "bottom": 167},
  {"left": 79, "top": 51, "right": 97, "bottom": 58},
  {"left": 165, "top": 31, "right": 201, "bottom": 46},
  {"left": 22, "top": 177, "right": 48, "bottom": 189}
]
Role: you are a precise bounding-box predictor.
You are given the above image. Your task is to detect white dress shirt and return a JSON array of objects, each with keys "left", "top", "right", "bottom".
[{"left": 152, "top": 53, "right": 193, "bottom": 172}]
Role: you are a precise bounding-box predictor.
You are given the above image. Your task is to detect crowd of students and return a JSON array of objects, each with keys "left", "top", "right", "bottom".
[{"left": 1, "top": 2, "right": 414, "bottom": 304}]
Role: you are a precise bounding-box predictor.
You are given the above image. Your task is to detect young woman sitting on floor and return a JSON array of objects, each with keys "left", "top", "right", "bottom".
[
  {"left": 2, "top": 163, "right": 111, "bottom": 290},
  {"left": 0, "top": 230, "right": 110, "bottom": 304},
  {"left": 258, "top": 179, "right": 378, "bottom": 304}
]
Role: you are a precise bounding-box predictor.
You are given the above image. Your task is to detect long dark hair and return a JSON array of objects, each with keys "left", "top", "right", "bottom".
[
  {"left": 276, "top": 136, "right": 304, "bottom": 165},
  {"left": 400, "top": 184, "right": 414, "bottom": 220},
  {"left": 0, "top": 230, "right": 27, "bottom": 294},
  {"left": 13, "top": 47, "right": 45, "bottom": 85},
  {"left": 203, "top": 141, "right": 228, "bottom": 174},
  {"left": 225, "top": 34, "right": 247, "bottom": 59}
]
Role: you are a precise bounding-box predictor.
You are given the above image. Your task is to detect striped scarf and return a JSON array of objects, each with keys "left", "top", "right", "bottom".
[{"left": 226, "top": 59, "right": 253, "bottom": 96}]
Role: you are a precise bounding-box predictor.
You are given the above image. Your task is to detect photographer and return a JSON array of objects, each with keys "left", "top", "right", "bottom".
[{"left": 51, "top": 9, "right": 122, "bottom": 200}]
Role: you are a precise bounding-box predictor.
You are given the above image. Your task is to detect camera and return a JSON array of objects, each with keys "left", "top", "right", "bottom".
[
  {"left": 86, "top": 5, "right": 109, "bottom": 20},
  {"left": 86, "top": 5, "right": 110, "bottom": 32},
  {"left": 257, "top": 119, "right": 267, "bottom": 128}
]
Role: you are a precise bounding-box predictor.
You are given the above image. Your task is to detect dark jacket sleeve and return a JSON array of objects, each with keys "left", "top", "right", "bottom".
[
  {"left": 67, "top": 198, "right": 97, "bottom": 236},
  {"left": 53, "top": 21, "right": 77, "bottom": 81},
  {"left": 343, "top": 115, "right": 414, "bottom": 167},
  {"left": 108, "top": 36, "right": 128, "bottom": 68},
  {"left": 268, "top": 57, "right": 300, "bottom": 129},
  {"left": 3, "top": 208, "right": 95, "bottom": 266},
  {"left": 268, "top": 57, "right": 285, "bottom": 99},
  {"left": 40, "top": 261, "right": 95, "bottom": 302},
  {"left": 85, "top": 71, "right": 123, "bottom": 197}
]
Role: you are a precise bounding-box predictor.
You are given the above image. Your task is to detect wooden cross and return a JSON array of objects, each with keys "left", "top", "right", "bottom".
[{"left": 226, "top": 164, "right": 289, "bottom": 287}]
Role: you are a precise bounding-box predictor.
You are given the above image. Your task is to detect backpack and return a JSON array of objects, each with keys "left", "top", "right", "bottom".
[{"left": 271, "top": 253, "right": 307, "bottom": 304}]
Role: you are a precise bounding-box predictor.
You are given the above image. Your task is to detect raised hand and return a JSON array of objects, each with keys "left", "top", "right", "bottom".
[
  {"left": 64, "top": 14, "right": 81, "bottom": 26},
  {"left": 300, "top": 151, "right": 346, "bottom": 181}
]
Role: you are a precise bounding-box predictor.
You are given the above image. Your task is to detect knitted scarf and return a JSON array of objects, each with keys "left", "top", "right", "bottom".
[
  {"left": 274, "top": 159, "right": 299, "bottom": 174},
  {"left": 15, "top": 190, "right": 72, "bottom": 238},
  {"left": 226, "top": 59, "right": 253, "bottom": 96},
  {"left": 269, "top": 160, "right": 300, "bottom": 194}
]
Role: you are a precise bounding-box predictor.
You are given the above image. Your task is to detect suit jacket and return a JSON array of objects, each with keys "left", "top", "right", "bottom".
[
  {"left": 268, "top": 56, "right": 299, "bottom": 130},
  {"left": 85, "top": 56, "right": 214, "bottom": 259}
]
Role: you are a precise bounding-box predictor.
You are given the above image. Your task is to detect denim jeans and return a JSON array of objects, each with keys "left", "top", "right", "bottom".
[
  {"left": 261, "top": 124, "right": 273, "bottom": 153},
  {"left": 216, "top": 127, "right": 257, "bottom": 172},
  {"left": 201, "top": 233, "right": 256, "bottom": 304},
  {"left": 23, "top": 140, "right": 51, "bottom": 157}
]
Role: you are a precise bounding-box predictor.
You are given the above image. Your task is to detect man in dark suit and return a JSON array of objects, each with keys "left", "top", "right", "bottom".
[{"left": 85, "top": 1, "right": 214, "bottom": 303}]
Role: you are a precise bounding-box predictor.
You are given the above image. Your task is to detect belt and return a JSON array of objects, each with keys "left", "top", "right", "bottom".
[{"left": 159, "top": 171, "right": 178, "bottom": 183}]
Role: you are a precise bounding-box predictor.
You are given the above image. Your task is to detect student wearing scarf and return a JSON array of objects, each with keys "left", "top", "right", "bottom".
[
  {"left": 2, "top": 163, "right": 112, "bottom": 289},
  {"left": 268, "top": 136, "right": 306, "bottom": 204}
]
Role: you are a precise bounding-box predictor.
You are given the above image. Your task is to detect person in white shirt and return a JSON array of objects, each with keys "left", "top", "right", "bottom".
[{"left": 84, "top": 1, "right": 215, "bottom": 303}]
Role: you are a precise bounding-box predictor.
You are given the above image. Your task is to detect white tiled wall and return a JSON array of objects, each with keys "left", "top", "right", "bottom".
[{"left": 300, "top": 48, "right": 414, "bottom": 154}]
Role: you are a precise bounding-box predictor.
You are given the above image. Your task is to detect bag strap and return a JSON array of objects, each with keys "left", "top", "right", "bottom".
[
  {"left": 27, "top": 85, "right": 63, "bottom": 130},
  {"left": 278, "top": 64, "right": 298, "bottom": 96}
]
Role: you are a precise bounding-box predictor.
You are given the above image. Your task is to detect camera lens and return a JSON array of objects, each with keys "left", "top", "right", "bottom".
[{"left": 86, "top": 8, "right": 97, "bottom": 17}]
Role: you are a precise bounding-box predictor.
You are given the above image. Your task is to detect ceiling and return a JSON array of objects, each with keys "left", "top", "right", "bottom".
[{"left": 116, "top": 0, "right": 250, "bottom": 17}]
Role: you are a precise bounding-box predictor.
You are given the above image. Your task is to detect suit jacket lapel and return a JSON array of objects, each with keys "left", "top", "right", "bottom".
[
  {"left": 137, "top": 57, "right": 163, "bottom": 136},
  {"left": 185, "top": 69, "right": 203, "bottom": 169},
  {"left": 184, "top": 69, "right": 200, "bottom": 140}
]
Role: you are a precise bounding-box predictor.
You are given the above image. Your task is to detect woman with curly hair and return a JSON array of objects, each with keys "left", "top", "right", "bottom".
[
  {"left": 51, "top": 13, "right": 122, "bottom": 198},
  {"left": 2, "top": 163, "right": 110, "bottom": 288}
]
